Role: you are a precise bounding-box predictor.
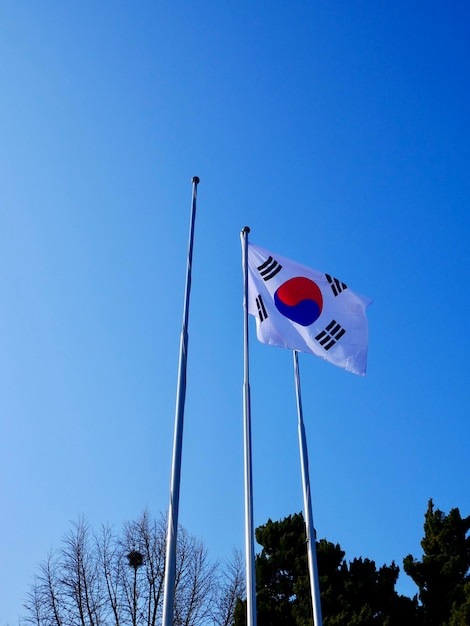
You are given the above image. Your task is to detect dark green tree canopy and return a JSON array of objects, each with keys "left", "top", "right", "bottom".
[
  {"left": 234, "top": 512, "right": 416, "bottom": 626},
  {"left": 403, "top": 499, "right": 470, "bottom": 626}
]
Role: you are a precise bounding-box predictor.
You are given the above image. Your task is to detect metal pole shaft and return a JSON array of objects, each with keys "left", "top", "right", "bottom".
[
  {"left": 162, "top": 177, "right": 200, "bottom": 626},
  {"left": 293, "top": 350, "right": 323, "bottom": 626},
  {"left": 241, "top": 227, "right": 257, "bottom": 626}
]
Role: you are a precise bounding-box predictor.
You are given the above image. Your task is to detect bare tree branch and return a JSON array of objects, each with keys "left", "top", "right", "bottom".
[{"left": 21, "top": 512, "right": 236, "bottom": 626}]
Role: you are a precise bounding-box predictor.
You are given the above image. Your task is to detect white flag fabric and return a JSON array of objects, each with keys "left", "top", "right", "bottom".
[{"left": 246, "top": 242, "right": 372, "bottom": 376}]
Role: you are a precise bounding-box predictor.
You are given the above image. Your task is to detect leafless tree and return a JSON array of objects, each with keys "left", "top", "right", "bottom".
[
  {"left": 60, "top": 518, "right": 105, "bottom": 625},
  {"left": 213, "top": 549, "right": 245, "bottom": 626},
  {"left": 96, "top": 523, "right": 122, "bottom": 626},
  {"left": 22, "top": 513, "right": 245, "bottom": 626},
  {"left": 173, "top": 528, "right": 218, "bottom": 626}
]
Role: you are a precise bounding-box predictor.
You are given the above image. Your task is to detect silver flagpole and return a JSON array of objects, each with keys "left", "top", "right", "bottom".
[
  {"left": 241, "top": 226, "right": 257, "bottom": 626},
  {"left": 162, "top": 176, "right": 200, "bottom": 626},
  {"left": 293, "top": 350, "right": 323, "bottom": 626}
]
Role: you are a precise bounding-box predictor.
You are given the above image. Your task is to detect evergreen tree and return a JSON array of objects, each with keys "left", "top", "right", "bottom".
[
  {"left": 403, "top": 499, "right": 470, "bottom": 626},
  {"left": 234, "top": 512, "right": 417, "bottom": 626}
]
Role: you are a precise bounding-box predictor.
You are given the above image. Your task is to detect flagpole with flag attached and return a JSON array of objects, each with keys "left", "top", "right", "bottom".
[
  {"left": 162, "top": 176, "right": 200, "bottom": 626},
  {"left": 244, "top": 239, "right": 371, "bottom": 625},
  {"left": 241, "top": 226, "right": 258, "bottom": 626},
  {"left": 293, "top": 349, "right": 323, "bottom": 626}
]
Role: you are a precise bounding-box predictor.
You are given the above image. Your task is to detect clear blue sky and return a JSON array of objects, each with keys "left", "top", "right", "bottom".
[{"left": 1, "top": 2, "right": 470, "bottom": 623}]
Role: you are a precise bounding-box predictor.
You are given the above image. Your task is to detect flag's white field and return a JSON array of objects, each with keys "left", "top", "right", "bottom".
[{"left": 247, "top": 243, "right": 372, "bottom": 375}]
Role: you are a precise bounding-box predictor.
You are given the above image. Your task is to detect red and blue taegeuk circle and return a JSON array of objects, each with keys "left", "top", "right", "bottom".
[{"left": 274, "top": 277, "right": 323, "bottom": 326}]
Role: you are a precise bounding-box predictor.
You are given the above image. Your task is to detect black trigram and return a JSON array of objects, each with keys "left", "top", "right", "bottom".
[
  {"left": 257, "top": 256, "right": 282, "bottom": 281},
  {"left": 326, "top": 274, "right": 348, "bottom": 297},
  {"left": 315, "top": 320, "right": 346, "bottom": 351},
  {"left": 256, "top": 295, "right": 268, "bottom": 322}
]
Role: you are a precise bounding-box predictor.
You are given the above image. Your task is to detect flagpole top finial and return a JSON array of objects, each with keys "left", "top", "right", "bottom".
[
  {"left": 242, "top": 226, "right": 250, "bottom": 234},
  {"left": 192, "top": 176, "right": 200, "bottom": 185}
]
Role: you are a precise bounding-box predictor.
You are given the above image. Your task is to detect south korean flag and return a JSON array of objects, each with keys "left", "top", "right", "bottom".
[{"left": 246, "top": 242, "right": 372, "bottom": 376}]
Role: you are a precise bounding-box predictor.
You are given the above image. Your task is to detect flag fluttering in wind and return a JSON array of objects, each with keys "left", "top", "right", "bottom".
[{"left": 247, "top": 242, "right": 372, "bottom": 376}]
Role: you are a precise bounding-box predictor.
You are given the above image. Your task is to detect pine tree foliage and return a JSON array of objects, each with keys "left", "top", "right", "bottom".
[
  {"left": 233, "top": 513, "right": 416, "bottom": 626},
  {"left": 403, "top": 499, "right": 470, "bottom": 626}
]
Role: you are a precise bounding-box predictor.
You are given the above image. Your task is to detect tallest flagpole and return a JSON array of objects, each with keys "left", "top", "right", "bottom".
[{"left": 162, "top": 177, "right": 200, "bottom": 626}]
